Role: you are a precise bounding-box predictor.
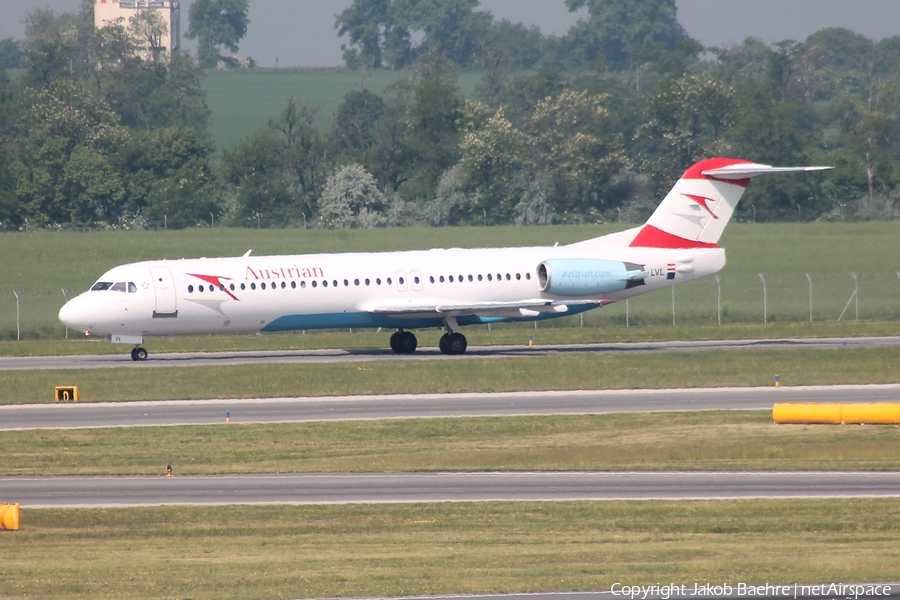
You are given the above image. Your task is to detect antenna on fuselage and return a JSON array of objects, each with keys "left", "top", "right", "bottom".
[{"left": 243, "top": 249, "right": 252, "bottom": 257}]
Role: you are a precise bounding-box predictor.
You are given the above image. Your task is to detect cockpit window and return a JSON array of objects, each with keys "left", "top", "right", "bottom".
[
  {"left": 91, "top": 282, "right": 113, "bottom": 291},
  {"left": 128, "top": 282, "right": 137, "bottom": 293},
  {"left": 110, "top": 282, "right": 127, "bottom": 292}
]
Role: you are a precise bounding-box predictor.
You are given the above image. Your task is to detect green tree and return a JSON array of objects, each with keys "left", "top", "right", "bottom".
[
  {"left": 335, "top": 0, "right": 393, "bottom": 69},
  {"left": 10, "top": 80, "right": 128, "bottom": 225},
  {"left": 0, "top": 38, "right": 23, "bottom": 69},
  {"left": 523, "top": 90, "right": 629, "bottom": 218},
  {"left": 457, "top": 100, "right": 526, "bottom": 220},
  {"left": 332, "top": 89, "right": 385, "bottom": 166},
  {"left": 117, "top": 126, "right": 218, "bottom": 228},
  {"left": 222, "top": 98, "right": 327, "bottom": 226},
  {"left": 397, "top": 53, "right": 463, "bottom": 200},
  {"left": 636, "top": 75, "right": 737, "bottom": 186},
  {"left": 564, "top": 0, "right": 689, "bottom": 72},
  {"left": 186, "top": 0, "right": 250, "bottom": 68},
  {"left": 21, "top": 7, "right": 94, "bottom": 87}
]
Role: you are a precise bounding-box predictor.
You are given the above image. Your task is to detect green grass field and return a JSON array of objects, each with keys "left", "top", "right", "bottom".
[
  {"left": 4, "top": 500, "right": 900, "bottom": 599},
  {"left": 2, "top": 347, "right": 899, "bottom": 405},
  {"left": 5, "top": 410, "right": 900, "bottom": 476},
  {"left": 2, "top": 222, "right": 900, "bottom": 341},
  {"left": 202, "top": 67, "right": 482, "bottom": 151}
]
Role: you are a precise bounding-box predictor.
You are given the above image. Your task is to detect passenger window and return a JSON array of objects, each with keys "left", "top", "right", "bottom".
[
  {"left": 526, "top": 273, "right": 531, "bottom": 280},
  {"left": 399, "top": 277, "right": 404, "bottom": 285},
  {"left": 344, "top": 279, "right": 349, "bottom": 287},
  {"left": 251, "top": 283, "right": 256, "bottom": 290},
  {"left": 354, "top": 279, "right": 359, "bottom": 286},
  {"left": 376, "top": 278, "right": 382, "bottom": 285},
  {"left": 188, "top": 285, "right": 194, "bottom": 293},
  {"left": 291, "top": 281, "right": 296, "bottom": 289},
  {"left": 477, "top": 275, "right": 482, "bottom": 281},
  {"left": 467, "top": 275, "right": 473, "bottom": 282},
  {"left": 230, "top": 283, "right": 236, "bottom": 291},
  {"left": 429, "top": 276, "right": 435, "bottom": 284},
  {"left": 387, "top": 277, "right": 392, "bottom": 285},
  {"left": 449, "top": 275, "right": 454, "bottom": 283},
  {"left": 414, "top": 277, "right": 420, "bottom": 284},
  {"left": 198, "top": 285, "right": 205, "bottom": 292},
  {"left": 487, "top": 274, "right": 492, "bottom": 281},
  {"left": 516, "top": 273, "right": 521, "bottom": 280},
  {"left": 300, "top": 281, "right": 306, "bottom": 288},
  {"left": 505, "top": 273, "right": 511, "bottom": 280},
  {"left": 440, "top": 275, "right": 445, "bottom": 283},
  {"left": 458, "top": 275, "right": 463, "bottom": 282},
  {"left": 241, "top": 283, "right": 246, "bottom": 290},
  {"left": 323, "top": 281, "right": 328, "bottom": 287},
  {"left": 261, "top": 283, "right": 267, "bottom": 290},
  {"left": 365, "top": 278, "right": 370, "bottom": 286},
  {"left": 312, "top": 281, "right": 317, "bottom": 288},
  {"left": 333, "top": 280, "right": 338, "bottom": 287}
]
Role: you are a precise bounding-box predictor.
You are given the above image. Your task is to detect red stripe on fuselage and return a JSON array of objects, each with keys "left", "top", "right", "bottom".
[{"left": 629, "top": 225, "right": 719, "bottom": 249}]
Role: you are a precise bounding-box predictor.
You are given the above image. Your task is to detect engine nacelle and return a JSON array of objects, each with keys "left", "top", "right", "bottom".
[{"left": 537, "top": 259, "right": 648, "bottom": 296}]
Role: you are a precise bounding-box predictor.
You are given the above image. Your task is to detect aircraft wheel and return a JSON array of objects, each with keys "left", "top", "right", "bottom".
[
  {"left": 438, "top": 333, "right": 450, "bottom": 354},
  {"left": 389, "top": 331, "right": 400, "bottom": 353},
  {"left": 446, "top": 332, "right": 467, "bottom": 355},
  {"left": 396, "top": 331, "right": 417, "bottom": 354},
  {"left": 132, "top": 347, "right": 148, "bottom": 361}
]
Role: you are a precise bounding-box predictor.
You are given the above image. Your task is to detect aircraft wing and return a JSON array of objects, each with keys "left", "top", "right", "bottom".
[{"left": 356, "top": 298, "right": 612, "bottom": 319}]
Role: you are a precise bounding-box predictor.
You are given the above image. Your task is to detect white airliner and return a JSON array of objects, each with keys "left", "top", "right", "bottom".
[{"left": 59, "top": 158, "right": 828, "bottom": 360}]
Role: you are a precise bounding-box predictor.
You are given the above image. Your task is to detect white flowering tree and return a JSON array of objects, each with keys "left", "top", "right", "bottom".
[{"left": 317, "top": 164, "right": 386, "bottom": 228}]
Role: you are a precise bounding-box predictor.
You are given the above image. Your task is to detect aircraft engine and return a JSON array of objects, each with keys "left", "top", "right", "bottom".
[{"left": 537, "top": 259, "right": 648, "bottom": 296}]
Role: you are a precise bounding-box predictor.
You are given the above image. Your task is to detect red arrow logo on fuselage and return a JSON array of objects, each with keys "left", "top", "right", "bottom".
[{"left": 187, "top": 273, "right": 240, "bottom": 301}]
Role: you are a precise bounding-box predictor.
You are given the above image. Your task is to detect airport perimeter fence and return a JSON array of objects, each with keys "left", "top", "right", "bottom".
[{"left": 2, "top": 272, "right": 900, "bottom": 340}]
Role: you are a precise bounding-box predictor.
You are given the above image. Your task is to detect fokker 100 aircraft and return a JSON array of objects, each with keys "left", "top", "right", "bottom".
[{"left": 59, "top": 158, "right": 828, "bottom": 360}]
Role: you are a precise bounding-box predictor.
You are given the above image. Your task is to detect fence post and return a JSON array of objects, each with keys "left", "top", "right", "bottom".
[
  {"left": 671, "top": 286, "right": 675, "bottom": 326},
  {"left": 13, "top": 290, "right": 22, "bottom": 341},
  {"left": 758, "top": 274, "right": 767, "bottom": 324},
  {"left": 805, "top": 274, "right": 812, "bottom": 323},
  {"left": 715, "top": 275, "right": 721, "bottom": 325},
  {"left": 61, "top": 289, "right": 70, "bottom": 339}
]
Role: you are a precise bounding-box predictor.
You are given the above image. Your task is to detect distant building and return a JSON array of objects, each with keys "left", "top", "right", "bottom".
[{"left": 94, "top": 0, "right": 181, "bottom": 55}]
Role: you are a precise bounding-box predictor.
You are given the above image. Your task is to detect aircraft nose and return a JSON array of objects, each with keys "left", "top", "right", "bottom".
[{"left": 58, "top": 296, "right": 91, "bottom": 332}]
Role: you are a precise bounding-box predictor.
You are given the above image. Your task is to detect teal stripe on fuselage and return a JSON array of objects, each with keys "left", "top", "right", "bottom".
[{"left": 261, "top": 304, "right": 599, "bottom": 332}]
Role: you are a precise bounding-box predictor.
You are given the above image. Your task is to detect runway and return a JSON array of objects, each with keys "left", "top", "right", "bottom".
[
  {"left": 3, "top": 384, "right": 900, "bottom": 430},
  {"left": 6, "top": 471, "right": 900, "bottom": 508},
  {"left": 2, "top": 335, "right": 898, "bottom": 370}
]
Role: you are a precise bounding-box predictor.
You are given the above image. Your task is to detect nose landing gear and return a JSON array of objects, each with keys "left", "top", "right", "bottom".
[{"left": 130, "top": 347, "right": 148, "bottom": 361}]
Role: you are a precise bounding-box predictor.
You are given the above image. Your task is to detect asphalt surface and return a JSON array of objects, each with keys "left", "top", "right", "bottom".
[
  {"left": 6, "top": 471, "right": 900, "bottom": 508},
  {"left": 4, "top": 336, "right": 900, "bottom": 370},
  {"left": 4, "top": 384, "right": 900, "bottom": 430}
]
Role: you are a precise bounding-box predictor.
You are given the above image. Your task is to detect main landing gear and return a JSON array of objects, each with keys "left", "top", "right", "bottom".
[
  {"left": 130, "top": 346, "right": 148, "bottom": 361},
  {"left": 388, "top": 325, "right": 468, "bottom": 356},
  {"left": 389, "top": 330, "right": 418, "bottom": 354},
  {"left": 438, "top": 332, "right": 467, "bottom": 355}
]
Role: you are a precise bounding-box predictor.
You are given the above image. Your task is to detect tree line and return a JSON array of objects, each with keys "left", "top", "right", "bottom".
[{"left": 0, "top": 0, "right": 898, "bottom": 230}]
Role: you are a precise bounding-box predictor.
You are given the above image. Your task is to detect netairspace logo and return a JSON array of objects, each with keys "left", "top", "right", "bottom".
[{"left": 609, "top": 583, "right": 893, "bottom": 600}]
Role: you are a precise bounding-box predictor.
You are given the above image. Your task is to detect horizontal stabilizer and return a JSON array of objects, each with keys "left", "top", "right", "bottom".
[{"left": 701, "top": 164, "right": 832, "bottom": 180}]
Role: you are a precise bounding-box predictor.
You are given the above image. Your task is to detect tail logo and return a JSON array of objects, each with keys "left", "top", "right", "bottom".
[{"left": 683, "top": 194, "right": 718, "bottom": 219}]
